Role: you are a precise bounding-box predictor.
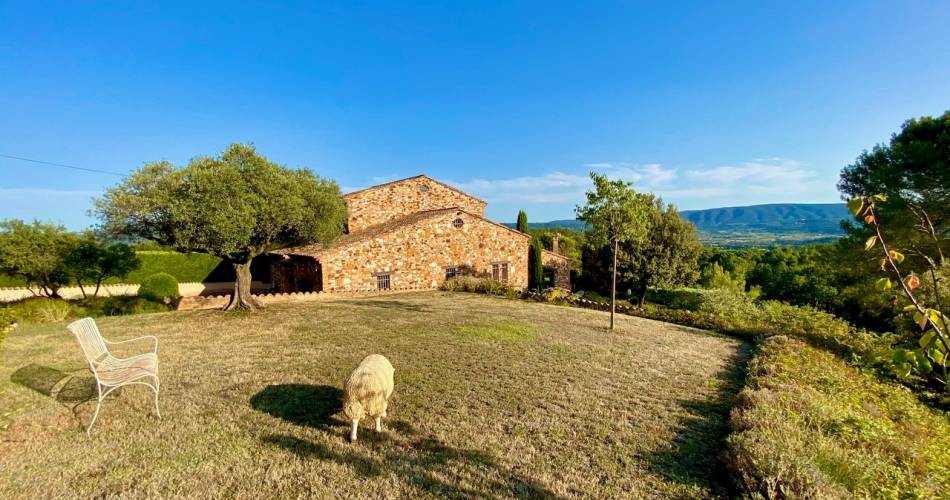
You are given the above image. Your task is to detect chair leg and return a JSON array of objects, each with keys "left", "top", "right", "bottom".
[
  {"left": 152, "top": 377, "right": 161, "bottom": 419},
  {"left": 87, "top": 384, "right": 103, "bottom": 436}
]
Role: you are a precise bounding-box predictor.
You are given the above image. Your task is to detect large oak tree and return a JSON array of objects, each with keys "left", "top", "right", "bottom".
[{"left": 95, "top": 144, "right": 347, "bottom": 310}]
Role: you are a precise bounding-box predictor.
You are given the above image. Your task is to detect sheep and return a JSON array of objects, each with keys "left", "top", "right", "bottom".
[{"left": 343, "top": 354, "right": 395, "bottom": 442}]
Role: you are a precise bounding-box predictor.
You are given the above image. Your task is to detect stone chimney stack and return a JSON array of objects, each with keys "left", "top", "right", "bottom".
[{"left": 552, "top": 233, "right": 560, "bottom": 255}]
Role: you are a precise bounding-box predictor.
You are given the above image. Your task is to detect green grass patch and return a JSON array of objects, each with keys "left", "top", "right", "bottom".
[
  {"left": 453, "top": 319, "right": 538, "bottom": 342},
  {"left": 727, "top": 336, "right": 950, "bottom": 498}
]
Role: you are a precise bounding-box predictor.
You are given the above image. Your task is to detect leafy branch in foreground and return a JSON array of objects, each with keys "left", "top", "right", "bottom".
[{"left": 851, "top": 195, "right": 949, "bottom": 387}]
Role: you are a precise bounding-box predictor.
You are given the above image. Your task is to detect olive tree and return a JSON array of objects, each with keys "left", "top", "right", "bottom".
[
  {"left": 64, "top": 237, "right": 140, "bottom": 298},
  {"left": 95, "top": 144, "right": 347, "bottom": 311},
  {"left": 0, "top": 220, "right": 78, "bottom": 298},
  {"left": 576, "top": 172, "right": 651, "bottom": 330}
]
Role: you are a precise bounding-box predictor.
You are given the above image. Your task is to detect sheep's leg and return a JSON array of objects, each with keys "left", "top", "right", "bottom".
[
  {"left": 350, "top": 419, "right": 359, "bottom": 442},
  {"left": 375, "top": 416, "right": 382, "bottom": 432}
]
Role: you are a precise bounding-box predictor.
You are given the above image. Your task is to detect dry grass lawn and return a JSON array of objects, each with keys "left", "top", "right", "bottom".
[{"left": 0, "top": 292, "right": 748, "bottom": 498}]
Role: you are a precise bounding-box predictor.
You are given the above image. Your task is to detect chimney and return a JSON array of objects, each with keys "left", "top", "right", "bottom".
[{"left": 552, "top": 233, "right": 560, "bottom": 255}]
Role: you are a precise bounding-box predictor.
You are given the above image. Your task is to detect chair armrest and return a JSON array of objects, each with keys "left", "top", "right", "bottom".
[{"left": 105, "top": 335, "right": 158, "bottom": 353}]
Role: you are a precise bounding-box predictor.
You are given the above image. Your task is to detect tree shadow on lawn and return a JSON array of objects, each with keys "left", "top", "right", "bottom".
[
  {"left": 261, "top": 420, "right": 559, "bottom": 499},
  {"left": 645, "top": 339, "right": 751, "bottom": 496},
  {"left": 334, "top": 299, "right": 433, "bottom": 313},
  {"left": 10, "top": 363, "right": 97, "bottom": 404}
]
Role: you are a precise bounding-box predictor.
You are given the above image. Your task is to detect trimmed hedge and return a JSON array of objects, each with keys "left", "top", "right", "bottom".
[
  {"left": 138, "top": 273, "right": 180, "bottom": 302},
  {"left": 0, "top": 251, "right": 272, "bottom": 287},
  {"left": 728, "top": 336, "right": 950, "bottom": 498}
]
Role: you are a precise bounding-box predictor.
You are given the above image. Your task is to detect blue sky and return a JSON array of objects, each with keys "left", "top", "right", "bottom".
[{"left": 1, "top": 1, "right": 948, "bottom": 229}]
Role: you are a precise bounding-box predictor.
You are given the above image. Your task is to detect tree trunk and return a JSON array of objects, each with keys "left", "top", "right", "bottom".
[
  {"left": 638, "top": 285, "right": 647, "bottom": 308},
  {"left": 77, "top": 280, "right": 88, "bottom": 299},
  {"left": 224, "top": 259, "right": 262, "bottom": 311},
  {"left": 93, "top": 276, "right": 103, "bottom": 298},
  {"left": 610, "top": 238, "right": 617, "bottom": 331}
]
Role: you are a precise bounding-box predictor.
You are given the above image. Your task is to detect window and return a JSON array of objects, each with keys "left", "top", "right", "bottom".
[
  {"left": 491, "top": 262, "right": 509, "bottom": 283},
  {"left": 452, "top": 218, "right": 464, "bottom": 229},
  {"left": 375, "top": 273, "right": 391, "bottom": 290},
  {"left": 419, "top": 183, "right": 429, "bottom": 192},
  {"left": 445, "top": 266, "right": 458, "bottom": 280}
]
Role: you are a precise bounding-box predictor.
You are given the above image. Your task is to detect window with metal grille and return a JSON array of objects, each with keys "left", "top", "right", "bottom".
[
  {"left": 491, "top": 262, "right": 509, "bottom": 283},
  {"left": 445, "top": 267, "right": 458, "bottom": 280},
  {"left": 452, "top": 218, "right": 464, "bottom": 228},
  {"left": 375, "top": 273, "right": 391, "bottom": 290}
]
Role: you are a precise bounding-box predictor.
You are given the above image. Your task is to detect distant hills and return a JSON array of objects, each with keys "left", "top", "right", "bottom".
[{"left": 506, "top": 203, "right": 851, "bottom": 247}]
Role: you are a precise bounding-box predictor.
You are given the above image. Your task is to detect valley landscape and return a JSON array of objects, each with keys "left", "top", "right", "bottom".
[{"left": 512, "top": 202, "right": 850, "bottom": 247}]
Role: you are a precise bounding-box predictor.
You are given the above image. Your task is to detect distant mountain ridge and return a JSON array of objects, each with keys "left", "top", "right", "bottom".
[
  {"left": 679, "top": 203, "right": 849, "bottom": 232},
  {"left": 504, "top": 203, "right": 850, "bottom": 247}
]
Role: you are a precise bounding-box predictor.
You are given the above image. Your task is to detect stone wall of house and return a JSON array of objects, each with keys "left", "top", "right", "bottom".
[
  {"left": 344, "top": 176, "right": 487, "bottom": 232},
  {"left": 270, "top": 256, "right": 322, "bottom": 292},
  {"left": 541, "top": 250, "right": 571, "bottom": 289},
  {"left": 320, "top": 210, "right": 529, "bottom": 291}
]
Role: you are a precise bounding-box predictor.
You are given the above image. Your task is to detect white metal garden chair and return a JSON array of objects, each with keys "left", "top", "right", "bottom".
[{"left": 66, "top": 318, "right": 161, "bottom": 435}]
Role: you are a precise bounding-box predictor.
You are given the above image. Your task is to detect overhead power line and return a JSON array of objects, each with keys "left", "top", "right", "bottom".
[{"left": 0, "top": 153, "right": 126, "bottom": 177}]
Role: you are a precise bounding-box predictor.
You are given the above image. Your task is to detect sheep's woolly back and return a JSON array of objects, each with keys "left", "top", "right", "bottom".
[{"left": 343, "top": 354, "right": 395, "bottom": 421}]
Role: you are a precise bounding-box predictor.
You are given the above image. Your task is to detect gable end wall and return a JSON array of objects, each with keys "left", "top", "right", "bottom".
[{"left": 344, "top": 177, "right": 486, "bottom": 232}]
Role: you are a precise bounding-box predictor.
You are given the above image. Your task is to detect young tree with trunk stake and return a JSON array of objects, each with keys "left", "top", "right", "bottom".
[
  {"left": 576, "top": 172, "right": 650, "bottom": 330},
  {"left": 95, "top": 144, "right": 347, "bottom": 311}
]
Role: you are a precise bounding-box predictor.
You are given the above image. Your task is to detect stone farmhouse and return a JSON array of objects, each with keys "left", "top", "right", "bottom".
[{"left": 270, "top": 175, "right": 570, "bottom": 293}]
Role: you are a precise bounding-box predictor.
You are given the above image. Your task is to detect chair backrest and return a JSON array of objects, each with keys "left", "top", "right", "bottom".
[{"left": 66, "top": 318, "right": 109, "bottom": 367}]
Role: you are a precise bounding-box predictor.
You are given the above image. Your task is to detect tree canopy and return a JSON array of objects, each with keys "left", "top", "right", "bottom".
[
  {"left": 0, "top": 220, "right": 78, "bottom": 298},
  {"left": 620, "top": 198, "right": 702, "bottom": 306},
  {"left": 838, "top": 110, "right": 950, "bottom": 266},
  {"left": 95, "top": 144, "right": 347, "bottom": 310}
]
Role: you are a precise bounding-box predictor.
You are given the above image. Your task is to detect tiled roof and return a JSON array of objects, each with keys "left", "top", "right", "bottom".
[
  {"left": 341, "top": 174, "right": 487, "bottom": 205},
  {"left": 542, "top": 249, "right": 570, "bottom": 261},
  {"left": 272, "top": 208, "right": 461, "bottom": 259}
]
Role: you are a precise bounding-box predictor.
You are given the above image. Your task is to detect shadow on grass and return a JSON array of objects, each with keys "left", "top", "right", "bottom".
[
  {"left": 645, "top": 341, "right": 751, "bottom": 496},
  {"left": 261, "top": 419, "right": 558, "bottom": 498},
  {"left": 336, "top": 299, "right": 432, "bottom": 313},
  {"left": 10, "top": 363, "right": 97, "bottom": 404},
  {"left": 249, "top": 384, "right": 346, "bottom": 429}
]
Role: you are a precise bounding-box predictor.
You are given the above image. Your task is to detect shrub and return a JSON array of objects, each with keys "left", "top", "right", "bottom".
[
  {"left": 440, "top": 276, "right": 521, "bottom": 299},
  {"left": 1, "top": 297, "right": 77, "bottom": 323},
  {"left": 727, "top": 336, "right": 950, "bottom": 498},
  {"left": 138, "top": 272, "right": 180, "bottom": 302},
  {"left": 0, "top": 307, "right": 13, "bottom": 346},
  {"left": 645, "top": 287, "right": 706, "bottom": 311},
  {"left": 75, "top": 296, "right": 172, "bottom": 317}
]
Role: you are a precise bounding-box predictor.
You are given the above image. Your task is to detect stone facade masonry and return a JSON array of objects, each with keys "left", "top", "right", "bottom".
[
  {"left": 343, "top": 175, "right": 487, "bottom": 232},
  {"left": 320, "top": 210, "right": 529, "bottom": 291},
  {"left": 542, "top": 250, "right": 571, "bottom": 289}
]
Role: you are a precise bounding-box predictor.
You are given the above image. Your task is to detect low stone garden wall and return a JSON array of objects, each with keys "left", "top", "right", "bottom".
[
  {"left": 177, "top": 285, "right": 439, "bottom": 310},
  {"left": 0, "top": 282, "right": 269, "bottom": 303}
]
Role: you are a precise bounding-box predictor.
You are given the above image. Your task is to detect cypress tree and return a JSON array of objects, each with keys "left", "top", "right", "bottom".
[
  {"left": 516, "top": 210, "right": 529, "bottom": 233},
  {"left": 531, "top": 237, "right": 545, "bottom": 290}
]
